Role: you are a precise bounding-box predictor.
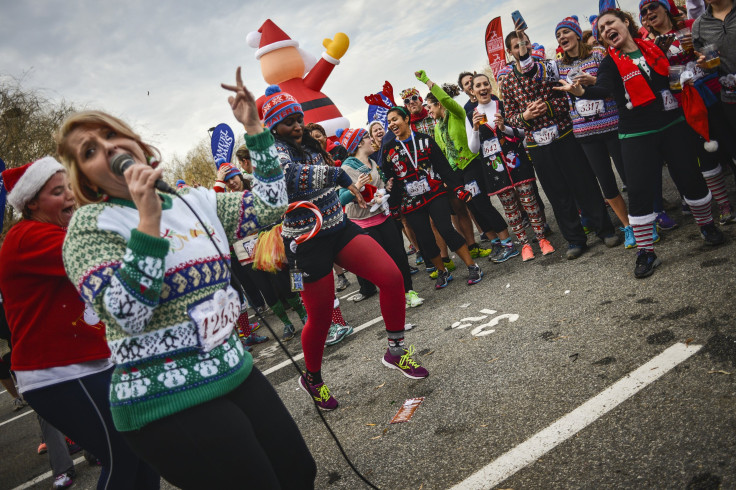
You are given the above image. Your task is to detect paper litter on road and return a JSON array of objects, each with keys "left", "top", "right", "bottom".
[
  {"left": 564, "top": 290, "right": 570, "bottom": 294},
  {"left": 390, "top": 397, "right": 425, "bottom": 424}
]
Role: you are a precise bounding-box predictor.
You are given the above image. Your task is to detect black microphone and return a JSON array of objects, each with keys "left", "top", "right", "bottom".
[{"left": 110, "top": 153, "right": 176, "bottom": 194}]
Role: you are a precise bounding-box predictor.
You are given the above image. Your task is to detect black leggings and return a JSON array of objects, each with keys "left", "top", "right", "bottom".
[
  {"left": 461, "top": 159, "right": 508, "bottom": 234},
  {"left": 622, "top": 120, "right": 710, "bottom": 218},
  {"left": 355, "top": 218, "right": 414, "bottom": 295},
  {"left": 579, "top": 132, "right": 626, "bottom": 199},
  {"left": 405, "top": 194, "right": 465, "bottom": 259},
  {"left": 122, "top": 368, "right": 316, "bottom": 490}
]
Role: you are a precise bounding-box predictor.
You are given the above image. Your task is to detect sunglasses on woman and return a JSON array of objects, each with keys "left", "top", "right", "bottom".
[
  {"left": 403, "top": 95, "right": 420, "bottom": 104},
  {"left": 640, "top": 3, "right": 661, "bottom": 15}
]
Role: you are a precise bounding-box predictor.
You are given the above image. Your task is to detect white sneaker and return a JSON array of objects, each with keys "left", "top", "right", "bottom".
[
  {"left": 53, "top": 473, "right": 73, "bottom": 488},
  {"left": 12, "top": 397, "right": 27, "bottom": 411},
  {"left": 405, "top": 290, "right": 424, "bottom": 308}
]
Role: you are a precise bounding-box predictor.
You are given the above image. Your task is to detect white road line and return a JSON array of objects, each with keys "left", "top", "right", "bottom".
[
  {"left": 338, "top": 289, "right": 360, "bottom": 300},
  {"left": 262, "top": 316, "right": 384, "bottom": 376},
  {"left": 0, "top": 389, "right": 7, "bottom": 395},
  {"left": 0, "top": 408, "right": 34, "bottom": 427},
  {"left": 10, "top": 456, "right": 85, "bottom": 490},
  {"left": 451, "top": 342, "right": 703, "bottom": 490}
]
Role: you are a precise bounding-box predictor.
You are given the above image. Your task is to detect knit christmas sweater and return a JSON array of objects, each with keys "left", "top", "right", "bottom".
[
  {"left": 62, "top": 130, "right": 288, "bottom": 431},
  {"left": 556, "top": 49, "right": 620, "bottom": 140},
  {"left": 501, "top": 52, "right": 574, "bottom": 147},
  {"left": 274, "top": 139, "right": 353, "bottom": 240}
]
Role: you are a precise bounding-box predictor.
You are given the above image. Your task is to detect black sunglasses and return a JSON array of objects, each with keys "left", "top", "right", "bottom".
[
  {"left": 640, "top": 3, "right": 661, "bottom": 15},
  {"left": 403, "top": 95, "right": 420, "bottom": 104}
]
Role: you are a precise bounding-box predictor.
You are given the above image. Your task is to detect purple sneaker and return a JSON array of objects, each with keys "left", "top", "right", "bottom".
[
  {"left": 656, "top": 211, "right": 678, "bottom": 231},
  {"left": 298, "top": 375, "right": 338, "bottom": 411},
  {"left": 382, "top": 345, "right": 429, "bottom": 379}
]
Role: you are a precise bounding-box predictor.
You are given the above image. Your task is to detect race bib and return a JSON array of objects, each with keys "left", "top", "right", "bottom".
[
  {"left": 406, "top": 178, "right": 431, "bottom": 197},
  {"left": 232, "top": 235, "right": 258, "bottom": 263},
  {"left": 187, "top": 286, "right": 240, "bottom": 352},
  {"left": 482, "top": 138, "right": 502, "bottom": 158},
  {"left": 575, "top": 99, "right": 605, "bottom": 117},
  {"left": 464, "top": 180, "right": 481, "bottom": 197},
  {"left": 661, "top": 90, "right": 679, "bottom": 111},
  {"left": 532, "top": 125, "right": 559, "bottom": 146}
]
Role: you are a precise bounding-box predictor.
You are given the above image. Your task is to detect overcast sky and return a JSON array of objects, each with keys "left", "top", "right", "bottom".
[{"left": 1, "top": 0, "right": 643, "bottom": 167}]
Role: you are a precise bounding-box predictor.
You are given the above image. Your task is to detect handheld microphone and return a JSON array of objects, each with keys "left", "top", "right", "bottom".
[{"left": 110, "top": 153, "right": 176, "bottom": 194}]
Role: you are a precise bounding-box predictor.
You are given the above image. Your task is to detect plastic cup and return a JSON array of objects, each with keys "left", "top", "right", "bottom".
[
  {"left": 675, "top": 28, "right": 693, "bottom": 53},
  {"left": 668, "top": 65, "right": 684, "bottom": 91},
  {"left": 702, "top": 44, "right": 721, "bottom": 69}
]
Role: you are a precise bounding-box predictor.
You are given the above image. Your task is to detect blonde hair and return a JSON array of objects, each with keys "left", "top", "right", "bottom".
[{"left": 54, "top": 110, "right": 160, "bottom": 206}]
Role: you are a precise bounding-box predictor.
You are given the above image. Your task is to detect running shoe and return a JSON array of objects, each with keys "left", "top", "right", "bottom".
[
  {"left": 700, "top": 222, "right": 725, "bottom": 246},
  {"left": 681, "top": 200, "right": 691, "bottom": 215},
  {"left": 719, "top": 204, "right": 736, "bottom": 225},
  {"left": 652, "top": 223, "right": 660, "bottom": 243},
  {"left": 409, "top": 265, "right": 419, "bottom": 275},
  {"left": 12, "top": 397, "right": 27, "bottom": 411},
  {"left": 622, "top": 226, "right": 636, "bottom": 249},
  {"left": 282, "top": 324, "right": 296, "bottom": 341},
  {"left": 406, "top": 245, "right": 417, "bottom": 255},
  {"left": 335, "top": 274, "right": 350, "bottom": 292},
  {"left": 566, "top": 243, "right": 587, "bottom": 260},
  {"left": 405, "top": 290, "right": 424, "bottom": 307},
  {"left": 538, "top": 238, "right": 555, "bottom": 255},
  {"left": 429, "top": 259, "right": 456, "bottom": 279},
  {"left": 469, "top": 245, "right": 492, "bottom": 259},
  {"left": 351, "top": 292, "right": 375, "bottom": 302},
  {"left": 298, "top": 376, "right": 338, "bottom": 411},
  {"left": 249, "top": 321, "right": 260, "bottom": 332},
  {"left": 435, "top": 269, "right": 453, "bottom": 289},
  {"left": 634, "top": 250, "right": 661, "bottom": 278},
  {"left": 415, "top": 253, "right": 424, "bottom": 265},
  {"left": 66, "top": 438, "right": 82, "bottom": 455},
  {"left": 467, "top": 264, "right": 483, "bottom": 285},
  {"left": 244, "top": 334, "right": 269, "bottom": 347},
  {"left": 488, "top": 241, "right": 503, "bottom": 261},
  {"left": 521, "top": 243, "right": 535, "bottom": 261},
  {"left": 404, "top": 323, "right": 416, "bottom": 331},
  {"left": 601, "top": 233, "right": 620, "bottom": 248},
  {"left": 52, "top": 473, "right": 73, "bottom": 489},
  {"left": 325, "top": 323, "right": 353, "bottom": 346},
  {"left": 656, "top": 211, "right": 678, "bottom": 230},
  {"left": 491, "top": 241, "right": 519, "bottom": 263},
  {"left": 37, "top": 442, "right": 47, "bottom": 455},
  {"left": 382, "top": 345, "right": 429, "bottom": 379}
]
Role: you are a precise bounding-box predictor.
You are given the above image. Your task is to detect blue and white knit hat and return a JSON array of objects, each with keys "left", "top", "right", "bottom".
[
  {"left": 556, "top": 15, "right": 583, "bottom": 39},
  {"left": 260, "top": 85, "right": 303, "bottom": 130}
]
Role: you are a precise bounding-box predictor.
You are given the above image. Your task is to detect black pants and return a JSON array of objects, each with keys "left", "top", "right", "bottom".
[
  {"left": 528, "top": 133, "right": 615, "bottom": 246},
  {"left": 230, "top": 257, "right": 265, "bottom": 308},
  {"left": 579, "top": 132, "right": 626, "bottom": 199},
  {"left": 460, "top": 159, "right": 508, "bottom": 234},
  {"left": 23, "top": 367, "right": 160, "bottom": 490},
  {"left": 356, "top": 217, "right": 414, "bottom": 295},
  {"left": 122, "top": 368, "right": 316, "bottom": 490},
  {"left": 405, "top": 194, "right": 466, "bottom": 259},
  {"left": 622, "top": 120, "right": 710, "bottom": 218}
]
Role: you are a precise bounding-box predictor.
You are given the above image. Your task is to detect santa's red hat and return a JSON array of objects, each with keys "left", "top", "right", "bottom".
[
  {"left": 246, "top": 19, "right": 299, "bottom": 60},
  {"left": 1, "top": 156, "right": 65, "bottom": 212}
]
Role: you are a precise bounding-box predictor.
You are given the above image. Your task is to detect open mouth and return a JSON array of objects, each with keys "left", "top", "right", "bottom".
[
  {"left": 62, "top": 206, "right": 75, "bottom": 218},
  {"left": 477, "top": 89, "right": 490, "bottom": 99},
  {"left": 607, "top": 31, "right": 620, "bottom": 44}
]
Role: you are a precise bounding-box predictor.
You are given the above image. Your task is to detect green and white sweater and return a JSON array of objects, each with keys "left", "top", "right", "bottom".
[{"left": 62, "top": 131, "right": 287, "bottom": 431}]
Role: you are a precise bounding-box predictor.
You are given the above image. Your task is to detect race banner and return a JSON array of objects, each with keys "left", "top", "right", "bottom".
[
  {"left": 210, "top": 123, "right": 235, "bottom": 163},
  {"left": 366, "top": 91, "right": 393, "bottom": 128},
  {"left": 485, "top": 17, "right": 507, "bottom": 78}
]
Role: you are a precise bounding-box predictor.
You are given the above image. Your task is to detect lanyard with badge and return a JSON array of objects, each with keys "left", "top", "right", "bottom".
[
  {"left": 398, "top": 132, "right": 431, "bottom": 196},
  {"left": 285, "top": 201, "right": 323, "bottom": 292}
]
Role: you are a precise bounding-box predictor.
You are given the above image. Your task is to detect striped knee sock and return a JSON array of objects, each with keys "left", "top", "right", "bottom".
[
  {"left": 632, "top": 223, "right": 654, "bottom": 252},
  {"left": 689, "top": 200, "right": 715, "bottom": 226},
  {"left": 703, "top": 169, "right": 729, "bottom": 206}
]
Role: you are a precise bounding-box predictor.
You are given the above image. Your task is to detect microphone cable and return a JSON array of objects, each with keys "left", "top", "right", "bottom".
[{"left": 170, "top": 188, "right": 380, "bottom": 490}]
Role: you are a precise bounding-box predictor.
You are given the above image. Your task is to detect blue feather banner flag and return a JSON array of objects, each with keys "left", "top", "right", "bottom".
[
  {"left": 210, "top": 123, "right": 235, "bottom": 163},
  {"left": 0, "top": 157, "right": 6, "bottom": 233}
]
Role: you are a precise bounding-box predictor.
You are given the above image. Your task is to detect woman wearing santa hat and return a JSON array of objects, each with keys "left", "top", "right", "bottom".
[
  {"left": 556, "top": 7, "right": 724, "bottom": 279},
  {"left": 0, "top": 158, "right": 160, "bottom": 489},
  {"left": 262, "top": 84, "right": 430, "bottom": 411},
  {"left": 54, "top": 68, "right": 316, "bottom": 488}
]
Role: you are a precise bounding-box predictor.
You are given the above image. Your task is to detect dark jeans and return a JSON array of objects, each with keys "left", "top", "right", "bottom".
[
  {"left": 355, "top": 217, "right": 413, "bottom": 295},
  {"left": 621, "top": 120, "right": 710, "bottom": 218},
  {"left": 579, "top": 132, "right": 626, "bottom": 199},
  {"left": 405, "top": 194, "right": 466, "bottom": 259},
  {"left": 23, "top": 367, "right": 160, "bottom": 490},
  {"left": 528, "top": 133, "right": 615, "bottom": 246},
  {"left": 122, "top": 368, "right": 316, "bottom": 490}
]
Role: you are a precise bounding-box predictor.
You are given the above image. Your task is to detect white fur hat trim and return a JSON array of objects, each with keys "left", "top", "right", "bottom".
[{"left": 7, "top": 156, "right": 65, "bottom": 212}]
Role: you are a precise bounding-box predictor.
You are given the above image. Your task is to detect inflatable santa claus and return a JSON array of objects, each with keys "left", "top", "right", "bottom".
[{"left": 247, "top": 19, "right": 350, "bottom": 136}]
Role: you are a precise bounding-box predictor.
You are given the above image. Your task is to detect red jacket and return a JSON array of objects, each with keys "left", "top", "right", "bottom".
[{"left": 0, "top": 220, "right": 109, "bottom": 370}]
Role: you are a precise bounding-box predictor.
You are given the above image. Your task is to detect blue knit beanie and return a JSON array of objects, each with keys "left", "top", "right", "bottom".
[
  {"left": 215, "top": 157, "right": 242, "bottom": 181},
  {"left": 556, "top": 15, "right": 583, "bottom": 40},
  {"left": 639, "top": 0, "right": 670, "bottom": 12},
  {"left": 260, "top": 85, "right": 303, "bottom": 130}
]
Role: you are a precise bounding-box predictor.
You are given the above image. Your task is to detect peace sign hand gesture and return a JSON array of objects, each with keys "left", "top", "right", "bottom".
[{"left": 222, "top": 67, "right": 263, "bottom": 135}]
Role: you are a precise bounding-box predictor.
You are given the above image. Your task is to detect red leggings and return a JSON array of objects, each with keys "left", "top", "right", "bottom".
[{"left": 301, "top": 234, "right": 405, "bottom": 372}]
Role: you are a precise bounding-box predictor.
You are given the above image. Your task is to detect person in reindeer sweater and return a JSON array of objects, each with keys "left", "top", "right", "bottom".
[
  {"left": 381, "top": 106, "right": 484, "bottom": 289},
  {"left": 56, "top": 69, "right": 316, "bottom": 488}
]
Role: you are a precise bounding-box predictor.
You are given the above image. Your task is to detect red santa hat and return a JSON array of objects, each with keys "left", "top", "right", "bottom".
[
  {"left": 246, "top": 19, "right": 299, "bottom": 60},
  {"left": 1, "top": 156, "right": 65, "bottom": 212}
]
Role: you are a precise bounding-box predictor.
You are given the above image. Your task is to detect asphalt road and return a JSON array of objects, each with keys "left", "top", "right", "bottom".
[{"left": 2, "top": 170, "right": 735, "bottom": 490}]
